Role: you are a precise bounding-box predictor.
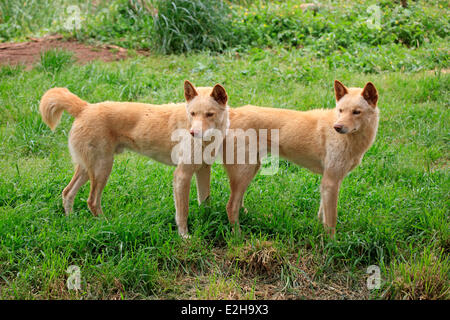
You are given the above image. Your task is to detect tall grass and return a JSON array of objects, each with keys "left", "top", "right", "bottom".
[
  {"left": 1, "top": 0, "right": 448, "bottom": 67},
  {"left": 76, "top": 0, "right": 154, "bottom": 49},
  {"left": 39, "top": 49, "right": 74, "bottom": 74},
  {"left": 383, "top": 248, "right": 449, "bottom": 300},
  {"left": 0, "top": 0, "right": 99, "bottom": 41},
  {"left": 152, "top": 0, "right": 234, "bottom": 53}
]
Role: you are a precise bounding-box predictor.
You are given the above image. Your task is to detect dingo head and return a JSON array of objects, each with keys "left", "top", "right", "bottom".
[
  {"left": 184, "top": 80, "right": 229, "bottom": 139},
  {"left": 333, "top": 80, "right": 379, "bottom": 134}
]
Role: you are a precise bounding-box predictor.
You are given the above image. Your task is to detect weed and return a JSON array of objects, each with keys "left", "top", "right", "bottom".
[{"left": 383, "top": 248, "right": 449, "bottom": 300}]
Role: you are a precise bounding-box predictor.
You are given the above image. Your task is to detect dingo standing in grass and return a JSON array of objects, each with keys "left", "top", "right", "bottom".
[
  {"left": 39, "top": 81, "right": 229, "bottom": 237},
  {"left": 223, "top": 80, "right": 379, "bottom": 237}
]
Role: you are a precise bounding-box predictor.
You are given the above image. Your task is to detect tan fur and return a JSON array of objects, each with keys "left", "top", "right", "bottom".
[
  {"left": 39, "top": 81, "right": 229, "bottom": 237},
  {"left": 223, "top": 81, "right": 379, "bottom": 237},
  {"left": 40, "top": 88, "right": 87, "bottom": 130}
]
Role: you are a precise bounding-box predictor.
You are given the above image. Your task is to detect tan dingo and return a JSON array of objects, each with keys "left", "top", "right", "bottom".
[
  {"left": 39, "top": 81, "right": 229, "bottom": 237},
  {"left": 223, "top": 80, "right": 379, "bottom": 237}
]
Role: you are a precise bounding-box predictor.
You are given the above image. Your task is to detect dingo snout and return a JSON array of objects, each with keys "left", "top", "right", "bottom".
[{"left": 333, "top": 124, "right": 346, "bottom": 133}]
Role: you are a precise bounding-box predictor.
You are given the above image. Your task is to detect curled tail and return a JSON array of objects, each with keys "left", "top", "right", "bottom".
[{"left": 39, "top": 88, "right": 88, "bottom": 130}]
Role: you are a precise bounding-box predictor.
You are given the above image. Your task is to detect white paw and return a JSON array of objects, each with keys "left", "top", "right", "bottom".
[{"left": 179, "top": 231, "right": 191, "bottom": 239}]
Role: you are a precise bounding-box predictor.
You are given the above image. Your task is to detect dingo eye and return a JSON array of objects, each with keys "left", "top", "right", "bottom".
[
  {"left": 353, "top": 110, "right": 361, "bottom": 115},
  {"left": 339, "top": 109, "right": 343, "bottom": 113},
  {"left": 206, "top": 112, "right": 214, "bottom": 117},
  {"left": 190, "top": 112, "right": 195, "bottom": 116}
]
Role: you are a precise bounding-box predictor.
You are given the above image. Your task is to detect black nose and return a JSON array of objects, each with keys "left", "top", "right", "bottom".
[{"left": 334, "top": 124, "right": 343, "bottom": 133}]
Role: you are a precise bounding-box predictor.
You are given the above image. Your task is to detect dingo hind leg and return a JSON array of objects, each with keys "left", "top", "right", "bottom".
[
  {"left": 62, "top": 164, "right": 88, "bottom": 215},
  {"left": 69, "top": 133, "right": 114, "bottom": 217},
  {"left": 86, "top": 156, "right": 114, "bottom": 217}
]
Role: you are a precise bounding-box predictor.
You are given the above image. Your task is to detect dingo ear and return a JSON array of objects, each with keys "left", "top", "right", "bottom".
[
  {"left": 211, "top": 84, "right": 228, "bottom": 107},
  {"left": 334, "top": 80, "right": 348, "bottom": 102},
  {"left": 184, "top": 80, "right": 198, "bottom": 102},
  {"left": 362, "top": 82, "right": 378, "bottom": 107}
]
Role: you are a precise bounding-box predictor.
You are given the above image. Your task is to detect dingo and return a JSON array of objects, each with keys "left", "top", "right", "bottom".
[
  {"left": 223, "top": 80, "right": 379, "bottom": 237},
  {"left": 39, "top": 81, "right": 229, "bottom": 237}
]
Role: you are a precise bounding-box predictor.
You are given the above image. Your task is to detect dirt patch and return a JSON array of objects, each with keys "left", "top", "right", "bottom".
[
  {"left": 0, "top": 35, "right": 142, "bottom": 69},
  {"left": 426, "top": 68, "right": 450, "bottom": 75},
  {"left": 169, "top": 243, "right": 370, "bottom": 300}
]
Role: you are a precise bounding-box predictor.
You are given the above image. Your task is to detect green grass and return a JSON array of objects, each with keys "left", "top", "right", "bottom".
[
  {"left": 0, "top": 49, "right": 448, "bottom": 299},
  {"left": 0, "top": 0, "right": 449, "bottom": 300},
  {"left": 38, "top": 49, "right": 74, "bottom": 74},
  {"left": 383, "top": 247, "right": 449, "bottom": 299},
  {"left": 1, "top": 1, "right": 448, "bottom": 69}
]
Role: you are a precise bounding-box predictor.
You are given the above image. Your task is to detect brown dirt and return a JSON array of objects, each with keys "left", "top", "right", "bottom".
[
  {"left": 166, "top": 244, "right": 369, "bottom": 300},
  {"left": 0, "top": 35, "right": 141, "bottom": 69}
]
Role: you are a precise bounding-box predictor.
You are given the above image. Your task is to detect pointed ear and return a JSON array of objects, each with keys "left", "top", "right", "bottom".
[
  {"left": 184, "top": 80, "right": 198, "bottom": 102},
  {"left": 210, "top": 84, "right": 228, "bottom": 107},
  {"left": 361, "top": 82, "right": 378, "bottom": 107},
  {"left": 334, "top": 80, "right": 348, "bottom": 102}
]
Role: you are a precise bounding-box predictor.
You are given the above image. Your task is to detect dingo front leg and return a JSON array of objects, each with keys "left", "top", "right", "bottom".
[
  {"left": 320, "top": 171, "right": 342, "bottom": 238},
  {"left": 173, "top": 164, "right": 195, "bottom": 238}
]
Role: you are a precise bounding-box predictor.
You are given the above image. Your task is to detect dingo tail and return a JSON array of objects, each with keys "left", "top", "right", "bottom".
[{"left": 39, "top": 88, "right": 88, "bottom": 130}]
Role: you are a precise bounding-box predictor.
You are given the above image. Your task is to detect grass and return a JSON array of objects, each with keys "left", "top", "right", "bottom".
[
  {"left": 0, "top": 0, "right": 449, "bottom": 300},
  {"left": 38, "top": 49, "right": 74, "bottom": 74},
  {"left": 152, "top": 0, "right": 233, "bottom": 53},
  {"left": 1, "top": 1, "right": 448, "bottom": 69},
  {"left": 0, "top": 50, "right": 448, "bottom": 299},
  {"left": 383, "top": 248, "right": 449, "bottom": 299}
]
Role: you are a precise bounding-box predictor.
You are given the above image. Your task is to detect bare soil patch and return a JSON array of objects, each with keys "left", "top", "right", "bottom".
[
  {"left": 166, "top": 244, "right": 369, "bottom": 300},
  {"left": 0, "top": 35, "right": 141, "bottom": 69}
]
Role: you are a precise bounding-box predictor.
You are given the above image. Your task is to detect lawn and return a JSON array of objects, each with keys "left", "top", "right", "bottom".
[{"left": 0, "top": 0, "right": 448, "bottom": 299}]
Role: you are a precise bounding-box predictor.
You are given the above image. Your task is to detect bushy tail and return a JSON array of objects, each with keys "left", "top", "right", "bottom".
[{"left": 39, "top": 88, "right": 88, "bottom": 131}]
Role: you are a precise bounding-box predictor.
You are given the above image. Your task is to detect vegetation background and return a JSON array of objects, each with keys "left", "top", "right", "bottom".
[{"left": 0, "top": 0, "right": 448, "bottom": 299}]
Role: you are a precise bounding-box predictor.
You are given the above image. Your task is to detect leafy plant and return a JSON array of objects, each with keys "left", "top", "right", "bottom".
[{"left": 152, "top": 0, "right": 234, "bottom": 53}]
